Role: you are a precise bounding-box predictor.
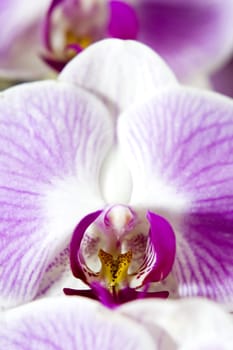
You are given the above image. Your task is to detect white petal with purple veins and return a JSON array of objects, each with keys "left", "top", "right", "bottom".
[
  {"left": 0, "top": 80, "right": 112, "bottom": 307},
  {"left": 118, "top": 87, "right": 233, "bottom": 304},
  {"left": 0, "top": 296, "right": 155, "bottom": 350},
  {"left": 120, "top": 298, "right": 233, "bottom": 349}
]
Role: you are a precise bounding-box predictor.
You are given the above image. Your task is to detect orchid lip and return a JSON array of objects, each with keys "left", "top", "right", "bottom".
[
  {"left": 66, "top": 204, "right": 176, "bottom": 305},
  {"left": 63, "top": 284, "right": 169, "bottom": 308}
]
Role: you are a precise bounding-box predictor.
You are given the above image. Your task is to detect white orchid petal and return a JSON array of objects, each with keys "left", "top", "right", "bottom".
[
  {"left": 0, "top": 80, "right": 112, "bottom": 307},
  {"left": 59, "top": 39, "right": 178, "bottom": 116},
  {"left": 120, "top": 298, "right": 233, "bottom": 349},
  {"left": 0, "top": 296, "right": 155, "bottom": 349},
  {"left": 118, "top": 87, "right": 233, "bottom": 303}
]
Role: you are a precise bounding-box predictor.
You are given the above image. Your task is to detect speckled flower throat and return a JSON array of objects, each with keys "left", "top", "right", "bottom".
[{"left": 64, "top": 204, "right": 176, "bottom": 306}]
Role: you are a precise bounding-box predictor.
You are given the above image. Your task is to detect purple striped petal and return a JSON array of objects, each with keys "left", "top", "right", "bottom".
[
  {"left": 119, "top": 87, "right": 233, "bottom": 304},
  {"left": 0, "top": 81, "right": 112, "bottom": 308},
  {"left": 59, "top": 39, "right": 178, "bottom": 116},
  {"left": 35, "top": 246, "right": 87, "bottom": 298},
  {"left": 135, "top": 0, "right": 233, "bottom": 79},
  {"left": 120, "top": 298, "right": 233, "bottom": 348},
  {"left": 0, "top": 297, "right": 155, "bottom": 349}
]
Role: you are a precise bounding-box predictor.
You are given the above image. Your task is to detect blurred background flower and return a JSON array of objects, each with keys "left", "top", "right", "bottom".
[{"left": 0, "top": 0, "right": 233, "bottom": 90}]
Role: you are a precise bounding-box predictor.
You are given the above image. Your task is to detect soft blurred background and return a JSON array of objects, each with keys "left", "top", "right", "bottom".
[{"left": 0, "top": 0, "right": 232, "bottom": 96}]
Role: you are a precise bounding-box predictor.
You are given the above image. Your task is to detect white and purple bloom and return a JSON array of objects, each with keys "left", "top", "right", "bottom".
[
  {"left": 1, "top": 296, "right": 233, "bottom": 349},
  {"left": 0, "top": 0, "right": 233, "bottom": 80},
  {"left": 0, "top": 39, "right": 233, "bottom": 309}
]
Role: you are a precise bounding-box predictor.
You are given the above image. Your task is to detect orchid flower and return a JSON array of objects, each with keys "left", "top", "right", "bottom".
[
  {"left": 0, "top": 0, "right": 233, "bottom": 81},
  {"left": 1, "top": 296, "right": 233, "bottom": 349},
  {"left": 0, "top": 39, "right": 233, "bottom": 310}
]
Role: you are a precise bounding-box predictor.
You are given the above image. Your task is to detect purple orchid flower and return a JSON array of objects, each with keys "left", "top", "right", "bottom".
[
  {"left": 0, "top": 0, "right": 233, "bottom": 81},
  {"left": 0, "top": 39, "right": 233, "bottom": 310},
  {"left": 1, "top": 296, "right": 233, "bottom": 349}
]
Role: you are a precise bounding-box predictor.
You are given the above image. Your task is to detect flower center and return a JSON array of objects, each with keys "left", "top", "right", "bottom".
[
  {"left": 98, "top": 249, "right": 132, "bottom": 294},
  {"left": 66, "top": 30, "right": 93, "bottom": 50},
  {"left": 42, "top": 0, "right": 139, "bottom": 71},
  {"left": 65, "top": 205, "right": 176, "bottom": 306}
]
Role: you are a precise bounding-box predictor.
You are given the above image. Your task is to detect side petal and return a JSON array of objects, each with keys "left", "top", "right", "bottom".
[
  {"left": 135, "top": 0, "right": 233, "bottom": 79},
  {"left": 118, "top": 87, "right": 233, "bottom": 304},
  {"left": 0, "top": 81, "right": 112, "bottom": 307},
  {"left": 59, "top": 39, "right": 178, "bottom": 117},
  {"left": 120, "top": 298, "right": 233, "bottom": 349},
  {"left": 0, "top": 297, "right": 155, "bottom": 349}
]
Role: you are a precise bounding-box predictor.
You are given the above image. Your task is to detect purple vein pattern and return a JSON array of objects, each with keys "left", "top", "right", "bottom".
[
  {"left": 119, "top": 87, "right": 233, "bottom": 302},
  {"left": 0, "top": 81, "right": 112, "bottom": 307},
  {"left": 0, "top": 297, "right": 154, "bottom": 349}
]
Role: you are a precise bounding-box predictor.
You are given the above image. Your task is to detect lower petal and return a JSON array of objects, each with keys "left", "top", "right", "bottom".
[
  {"left": 120, "top": 298, "right": 233, "bottom": 348},
  {"left": 0, "top": 296, "right": 155, "bottom": 349}
]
